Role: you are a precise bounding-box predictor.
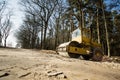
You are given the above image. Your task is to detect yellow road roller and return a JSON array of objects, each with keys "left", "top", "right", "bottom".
[{"left": 56, "top": 28, "right": 103, "bottom": 61}]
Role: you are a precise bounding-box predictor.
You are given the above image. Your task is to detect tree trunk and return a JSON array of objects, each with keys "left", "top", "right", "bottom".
[
  {"left": 55, "top": 31, "right": 58, "bottom": 48},
  {"left": 101, "top": 0, "right": 110, "bottom": 57},
  {"left": 4, "top": 38, "right": 7, "bottom": 47},
  {"left": 70, "top": 15, "right": 74, "bottom": 32},
  {"left": 43, "top": 22, "right": 48, "bottom": 49},
  {"left": 41, "top": 27, "right": 43, "bottom": 49},
  {"left": 82, "top": 10, "right": 85, "bottom": 28},
  {"left": 0, "top": 35, "right": 1, "bottom": 46},
  {"left": 78, "top": 0, "right": 83, "bottom": 38},
  {"left": 55, "top": 18, "right": 59, "bottom": 48},
  {"left": 96, "top": 8, "right": 100, "bottom": 44}
]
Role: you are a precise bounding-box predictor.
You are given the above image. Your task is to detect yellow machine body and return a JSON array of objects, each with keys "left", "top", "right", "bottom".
[{"left": 57, "top": 28, "right": 103, "bottom": 61}]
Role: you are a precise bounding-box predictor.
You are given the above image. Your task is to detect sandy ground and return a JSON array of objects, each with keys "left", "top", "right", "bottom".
[{"left": 0, "top": 48, "right": 120, "bottom": 80}]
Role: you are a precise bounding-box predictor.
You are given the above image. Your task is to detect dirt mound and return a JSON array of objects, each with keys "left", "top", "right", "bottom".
[{"left": 102, "top": 56, "right": 120, "bottom": 63}]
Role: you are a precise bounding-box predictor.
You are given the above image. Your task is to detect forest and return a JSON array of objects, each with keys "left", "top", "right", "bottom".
[{"left": 0, "top": 0, "right": 120, "bottom": 56}]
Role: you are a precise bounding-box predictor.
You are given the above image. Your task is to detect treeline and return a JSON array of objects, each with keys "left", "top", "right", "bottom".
[
  {"left": 0, "top": 1, "right": 12, "bottom": 47},
  {"left": 15, "top": 0, "right": 120, "bottom": 56}
]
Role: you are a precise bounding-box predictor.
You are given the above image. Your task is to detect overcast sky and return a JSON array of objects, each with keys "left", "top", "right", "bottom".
[{"left": 6, "top": 0, "right": 24, "bottom": 47}]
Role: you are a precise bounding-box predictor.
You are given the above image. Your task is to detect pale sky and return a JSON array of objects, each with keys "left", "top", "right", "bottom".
[{"left": 6, "top": 0, "right": 24, "bottom": 47}]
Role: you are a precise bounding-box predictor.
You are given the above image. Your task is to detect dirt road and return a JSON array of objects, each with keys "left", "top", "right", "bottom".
[{"left": 0, "top": 48, "right": 120, "bottom": 80}]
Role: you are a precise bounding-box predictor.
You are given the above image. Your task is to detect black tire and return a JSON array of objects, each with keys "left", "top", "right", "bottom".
[
  {"left": 68, "top": 41, "right": 81, "bottom": 58},
  {"left": 68, "top": 53, "right": 80, "bottom": 58},
  {"left": 92, "top": 48, "right": 103, "bottom": 61},
  {"left": 82, "top": 55, "right": 90, "bottom": 60}
]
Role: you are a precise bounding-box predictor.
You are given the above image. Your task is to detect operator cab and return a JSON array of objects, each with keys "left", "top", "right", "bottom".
[
  {"left": 71, "top": 28, "right": 91, "bottom": 43},
  {"left": 82, "top": 28, "right": 91, "bottom": 39}
]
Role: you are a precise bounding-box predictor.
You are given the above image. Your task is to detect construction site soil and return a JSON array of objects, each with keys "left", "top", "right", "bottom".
[{"left": 0, "top": 48, "right": 120, "bottom": 80}]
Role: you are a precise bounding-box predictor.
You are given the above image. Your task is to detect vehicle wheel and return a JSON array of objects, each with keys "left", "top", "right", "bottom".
[
  {"left": 82, "top": 55, "right": 90, "bottom": 60},
  {"left": 92, "top": 48, "right": 103, "bottom": 61},
  {"left": 68, "top": 41, "right": 81, "bottom": 58},
  {"left": 68, "top": 53, "right": 80, "bottom": 58}
]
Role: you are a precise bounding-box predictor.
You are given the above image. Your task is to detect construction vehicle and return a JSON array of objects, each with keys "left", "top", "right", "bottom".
[{"left": 56, "top": 28, "right": 103, "bottom": 61}]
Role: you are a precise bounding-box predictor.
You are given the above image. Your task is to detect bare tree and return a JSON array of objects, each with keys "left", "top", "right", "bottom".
[
  {"left": 20, "top": 0, "right": 58, "bottom": 49},
  {"left": 0, "top": 0, "right": 6, "bottom": 46},
  {"left": 2, "top": 12, "right": 12, "bottom": 47},
  {"left": 101, "top": 0, "right": 110, "bottom": 57},
  {"left": 32, "top": 0, "right": 58, "bottom": 49},
  {"left": 15, "top": 13, "right": 41, "bottom": 49},
  {"left": 53, "top": 0, "right": 67, "bottom": 48},
  {"left": 0, "top": 1, "right": 12, "bottom": 47}
]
